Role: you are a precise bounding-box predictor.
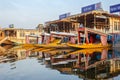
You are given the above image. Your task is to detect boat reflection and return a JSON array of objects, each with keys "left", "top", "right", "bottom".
[
  {"left": 0, "top": 46, "right": 120, "bottom": 79},
  {"left": 43, "top": 48, "right": 120, "bottom": 79}
]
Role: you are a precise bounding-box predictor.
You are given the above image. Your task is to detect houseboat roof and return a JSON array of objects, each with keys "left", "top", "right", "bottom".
[
  {"left": 46, "top": 10, "right": 120, "bottom": 24},
  {"left": 67, "top": 10, "right": 120, "bottom": 22},
  {"left": 3, "top": 28, "right": 38, "bottom": 31},
  {"left": 109, "top": 13, "right": 120, "bottom": 18},
  {"left": 45, "top": 19, "right": 70, "bottom": 25},
  {"left": 41, "top": 32, "right": 50, "bottom": 36},
  {"left": 27, "top": 34, "right": 41, "bottom": 38},
  {"left": 68, "top": 10, "right": 109, "bottom": 18}
]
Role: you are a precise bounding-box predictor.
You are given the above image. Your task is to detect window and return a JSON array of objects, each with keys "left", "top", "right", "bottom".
[
  {"left": 30, "top": 32, "right": 33, "bottom": 35},
  {"left": 72, "top": 24, "right": 75, "bottom": 31},
  {"left": 20, "top": 33, "right": 22, "bottom": 37},
  {"left": 23, "top": 32, "right": 25, "bottom": 37},
  {"left": 20, "top": 32, "right": 25, "bottom": 37},
  {"left": 114, "top": 21, "right": 117, "bottom": 30},
  {"left": 118, "top": 22, "right": 120, "bottom": 30}
]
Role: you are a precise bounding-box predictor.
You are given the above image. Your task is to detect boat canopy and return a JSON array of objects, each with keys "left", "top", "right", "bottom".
[
  {"left": 41, "top": 32, "right": 50, "bottom": 36},
  {"left": 26, "top": 34, "right": 41, "bottom": 38},
  {"left": 51, "top": 31, "right": 77, "bottom": 37}
]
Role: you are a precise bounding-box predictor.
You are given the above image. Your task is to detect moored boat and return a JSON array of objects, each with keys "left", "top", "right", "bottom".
[
  {"left": 35, "top": 31, "right": 76, "bottom": 49},
  {"left": 67, "top": 43, "right": 111, "bottom": 49},
  {"left": 67, "top": 27, "right": 112, "bottom": 49}
]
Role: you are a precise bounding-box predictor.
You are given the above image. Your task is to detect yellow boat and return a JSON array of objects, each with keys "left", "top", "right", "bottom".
[
  {"left": 64, "top": 48, "right": 110, "bottom": 58},
  {"left": 67, "top": 43, "right": 111, "bottom": 49},
  {"left": 21, "top": 38, "right": 68, "bottom": 49},
  {"left": 35, "top": 39, "right": 69, "bottom": 48},
  {"left": 66, "top": 27, "right": 112, "bottom": 49},
  {"left": 70, "top": 48, "right": 108, "bottom": 54},
  {"left": 44, "top": 48, "right": 74, "bottom": 55}
]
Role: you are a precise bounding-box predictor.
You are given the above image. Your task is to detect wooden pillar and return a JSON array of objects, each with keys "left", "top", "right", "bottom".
[
  {"left": 77, "top": 53, "right": 81, "bottom": 65},
  {"left": 84, "top": 14, "right": 86, "bottom": 27},
  {"left": 42, "top": 52, "right": 45, "bottom": 58},
  {"left": 25, "top": 35, "right": 29, "bottom": 44},
  {"left": 78, "top": 31, "right": 81, "bottom": 44},
  {"left": 85, "top": 54, "right": 89, "bottom": 70},
  {"left": 101, "top": 49, "right": 108, "bottom": 60},
  {"left": 36, "top": 37, "right": 39, "bottom": 44},
  {"left": 63, "top": 22, "right": 65, "bottom": 32},
  {"left": 85, "top": 28, "right": 89, "bottom": 44},
  {"left": 50, "top": 35, "right": 52, "bottom": 42},
  {"left": 70, "top": 36, "right": 75, "bottom": 44},
  {"left": 26, "top": 50, "right": 30, "bottom": 57},
  {"left": 94, "top": 14, "right": 96, "bottom": 29},
  {"left": 105, "top": 17, "right": 108, "bottom": 33},
  {"left": 42, "top": 35, "right": 44, "bottom": 43},
  {"left": 50, "top": 55, "right": 54, "bottom": 63},
  {"left": 90, "top": 34, "right": 94, "bottom": 43},
  {"left": 100, "top": 35, "right": 107, "bottom": 46},
  {"left": 69, "top": 22, "right": 71, "bottom": 32}
]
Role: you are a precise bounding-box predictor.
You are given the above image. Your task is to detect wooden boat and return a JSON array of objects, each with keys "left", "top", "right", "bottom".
[
  {"left": 67, "top": 27, "right": 112, "bottom": 49},
  {"left": 35, "top": 39, "right": 68, "bottom": 48},
  {"left": 67, "top": 43, "right": 111, "bottom": 49},
  {"left": 35, "top": 31, "right": 76, "bottom": 49},
  {"left": 44, "top": 48, "right": 74, "bottom": 56},
  {"left": 66, "top": 47, "right": 110, "bottom": 55},
  {"left": 22, "top": 31, "right": 77, "bottom": 49}
]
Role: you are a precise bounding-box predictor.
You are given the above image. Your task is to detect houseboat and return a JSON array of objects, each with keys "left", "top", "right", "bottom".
[
  {"left": 0, "top": 24, "right": 42, "bottom": 45},
  {"left": 45, "top": 10, "right": 120, "bottom": 48}
]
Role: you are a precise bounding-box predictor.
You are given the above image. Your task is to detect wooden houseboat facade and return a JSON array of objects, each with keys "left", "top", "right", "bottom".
[{"left": 44, "top": 10, "right": 120, "bottom": 48}]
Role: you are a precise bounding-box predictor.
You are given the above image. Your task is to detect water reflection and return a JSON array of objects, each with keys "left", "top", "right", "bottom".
[{"left": 0, "top": 46, "right": 120, "bottom": 80}]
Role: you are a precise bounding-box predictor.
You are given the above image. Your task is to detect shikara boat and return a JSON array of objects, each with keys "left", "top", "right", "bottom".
[
  {"left": 67, "top": 43, "right": 111, "bottom": 49},
  {"left": 35, "top": 39, "right": 68, "bottom": 48},
  {"left": 35, "top": 31, "right": 77, "bottom": 49},
  {"left": 65, "top": 47, "right": 110, "bottom": 55},
  {"left": 67, "top": 27, "right": 112, "bottom": 49}
]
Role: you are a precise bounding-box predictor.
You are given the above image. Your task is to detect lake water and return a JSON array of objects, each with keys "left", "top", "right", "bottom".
[{"left": 0, "top": 46, "right": 120, "bottom": 80}]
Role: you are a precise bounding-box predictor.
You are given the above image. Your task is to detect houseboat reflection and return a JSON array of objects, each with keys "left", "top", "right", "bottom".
[
  {"left": 0, "top": 46, "right": 120, "bottom": 79},
  {"left": 43, "top": 48, "right": 120, "bottom": 79}
]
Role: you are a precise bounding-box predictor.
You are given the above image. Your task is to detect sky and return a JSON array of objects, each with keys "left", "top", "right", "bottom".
[{"left": 0, "top": 0, "right": 119, "bottom": 29}]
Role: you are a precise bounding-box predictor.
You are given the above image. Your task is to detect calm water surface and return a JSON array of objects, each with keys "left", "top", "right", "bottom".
[
  {"left": 0, "top": 58, "right": 80, "bottom": 80},
  {"left": 0, "top": 46, "right": 120, "bottom": 80}
]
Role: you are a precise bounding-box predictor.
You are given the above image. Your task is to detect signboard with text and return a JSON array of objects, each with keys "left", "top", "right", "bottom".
[
  {"left": 81, "top": 2, "right": 101, "bottom": 13},
  {"left": 110, "top": 4, "right": 120, "bottom": 13},
  {"left": 59, "top": 13, "right": 70, "bottom": 20}
]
